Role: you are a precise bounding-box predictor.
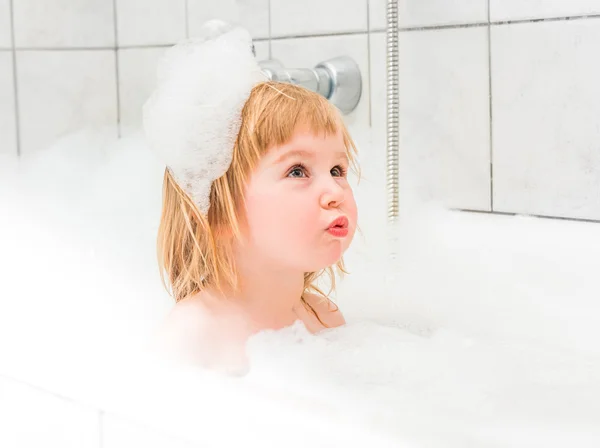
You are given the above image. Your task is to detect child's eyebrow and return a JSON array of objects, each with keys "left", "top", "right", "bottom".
[
  {"left": 274, "top": 149, "right": 314, "bottom": 164},
  {"left": 275, "top": 149, "right": 348, "bottom": 164}
]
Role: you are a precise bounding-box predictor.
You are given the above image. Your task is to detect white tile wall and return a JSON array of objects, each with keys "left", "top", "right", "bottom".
[
  {"left": 16, "top": 50, "right": 118, "bottom": 154},
  {"left": 102, "top": 413, "right": 201, "bottom": 448},
  {"left": 188, "top": 0, "right": 270, "bottom": 39},
  {"left": 13, "top": 0, "right": 115, "bottom": 48},
  {"left": 492, "top": 20, "right": 600, "bottom": 220},
  {"left": 0, "top": 377, "right": 100, "bottom": 448},
  {"left": 116, "top": 0, "right": 186, "bottom": 47},
  {"left": 253, "top": 40, "right": 270, "bottom": 61},
  {"left": 117, "top": 41, "right": 269, "bottom": 135},
  {"left": 118, "top": 47, "right": 167, "bottom": 134},
  {"left": 0, "top": 51, "right": 16, "bottom": 155},
  {"left": 0, "top": 0, "right": 11, "bottom": 48},
  {"left": 271, "top": 34, "right": 370, "bottom": 130},
  {"left": 491, "top": 0, "right": 600, "bottom": 22},
  {"left": 371, "top": 29, "right": 491, "bottom": 211},
  {"left": 4, "top": 0, "right": 600, "bottom": 221},
  {"left": 369, "top": 0, "right": 489, "bottom": 31},
  {"left": 271, "top": 0, "right": 368, "bottom": 37}
]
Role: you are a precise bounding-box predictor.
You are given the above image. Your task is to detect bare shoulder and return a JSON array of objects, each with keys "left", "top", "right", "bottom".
[
  {"left": 151, "top": 296, "right": 214, "bottom": 365},
  {"left": 303, "top": 292, "right": 346, "bottom": 328},
  {"left": 151, "top": 294, "right": 249, "bottom": 370}
]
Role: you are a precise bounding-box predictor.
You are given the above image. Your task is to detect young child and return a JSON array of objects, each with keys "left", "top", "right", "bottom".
[{"left": 144, "top": 21, "right": 359, "bottom": 372}]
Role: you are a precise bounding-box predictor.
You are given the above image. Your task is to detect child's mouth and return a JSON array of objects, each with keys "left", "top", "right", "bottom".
[
  {"left": 326, "top": 216, "right": 349, "bottom": 237},
  {"left": 327, "top": 226, "right": 349, "bottom": 237}
]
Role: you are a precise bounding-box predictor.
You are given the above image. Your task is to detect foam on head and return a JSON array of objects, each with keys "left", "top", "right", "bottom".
[{"left": 142, "top": 20, "right": 266, "bottom": 215}]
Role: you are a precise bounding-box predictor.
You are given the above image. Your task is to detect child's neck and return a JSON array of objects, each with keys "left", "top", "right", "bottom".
[{"left": 227, "top": 254, "right": 305, "bottom": 329}]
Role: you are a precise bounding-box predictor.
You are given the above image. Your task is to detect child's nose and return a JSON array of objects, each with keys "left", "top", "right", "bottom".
[{"left": 319, "top": 179, "right": 345, "bottom": 209}]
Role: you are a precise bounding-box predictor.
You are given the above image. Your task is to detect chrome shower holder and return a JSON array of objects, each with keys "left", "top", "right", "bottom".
[{"left": 259, "top": 56, "right": 362, "bottom": 115}]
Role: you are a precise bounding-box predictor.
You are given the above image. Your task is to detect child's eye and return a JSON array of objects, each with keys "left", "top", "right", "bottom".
[
  {"left": 331, "top": 165, "right": 347, "bottom": 177},
  {"left": 287, "top": 164, "right": 307, "bottom": 178}
]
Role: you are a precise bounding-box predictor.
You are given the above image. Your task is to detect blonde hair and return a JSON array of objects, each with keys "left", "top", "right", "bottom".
[{"left": 157, "top": 81, "right": 359, "bottom": 322}]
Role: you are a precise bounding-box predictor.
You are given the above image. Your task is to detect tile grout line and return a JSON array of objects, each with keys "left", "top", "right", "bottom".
[
  {"left": 118, "top": 43, "right": 177, "bottom": 49},
  {"left": 367, "top": 12, "right": 600, "bottom": 33},
  {"left": 8, "top": 0, "right": 21, "bottom": 157},
  {"left": 185, "top": 0, "right": 189, "bottom": 38},
  {"left": 267, "top": 0, "right": 272, "bottom": 59},
  {"left": 366, "top": 0, "right": 372, "bottom": 128},
  {"left": 10, "top": 46, "right": 119, "bottom": 51},
  {"left": 487, "top": 0, "right": 494, "bottom": 212},
  {"left": 399, "top": 22, "right": 488, "bottom": 31},
  {"left": 270, "top": 30, "right": 370, "bottom": 40},
  {"left": 4, "top": 11, "right": 600, "bottom": 52},
  {"left": 12, "top": 40, "right": 270, "bottom": 51},
  {"left": 112, "top": 0, "right": 121, "bottom": 138},
  {"left": 267, "top": 11, "right": 600, "bottom": 42},
  {"left": 491, "top": 12, "right": 600, "bottom": 26},
  {"left": 457, "top": 209, "right": 600, "bottom": 225},
  {"left": 11, "top": 44, "right": 180, "bottom": 51},
  {"left": 10, "top": 9, "right": 600, "bottom": 54}
]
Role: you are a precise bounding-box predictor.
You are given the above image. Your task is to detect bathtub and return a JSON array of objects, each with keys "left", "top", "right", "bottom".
[{"left": 1, "top": 129, "right": 599, "bottom": 448}]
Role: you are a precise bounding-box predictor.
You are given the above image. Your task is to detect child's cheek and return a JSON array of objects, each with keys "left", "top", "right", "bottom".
[
  {"left": 248, "top": 189, "right": 295, "bottom": 231},
  {"left": 271, "top": 192, "right": 314, "bottom": 237}
]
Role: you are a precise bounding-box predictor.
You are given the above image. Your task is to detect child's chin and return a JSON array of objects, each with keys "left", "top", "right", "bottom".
[
  {"left": 307, "top": 255, "right": 344, "bottom": 272},
  {"left": 296, "top": 246, "right": 346, "bottom": 272}
]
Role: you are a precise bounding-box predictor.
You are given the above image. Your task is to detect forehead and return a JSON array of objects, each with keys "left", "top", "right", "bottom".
[{"left": 268, "top": 124, "right": 346, "bottom": 159}]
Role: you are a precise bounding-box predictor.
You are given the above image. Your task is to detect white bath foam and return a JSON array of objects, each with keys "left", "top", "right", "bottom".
[
  {"left": 0, "top": 129, "right": 600, "bottom": 447},
  {"left": 244, "top": 319, "right": 600, "bottom": 446},
  {"left": 339, "top": 206, "right": 600, "bottom": 357},
  {"left": 143, "top": 21, "right": 266, "bottom": 215},
  {"left": 0, "top": 130, "right": 172, "bottom": 393}
]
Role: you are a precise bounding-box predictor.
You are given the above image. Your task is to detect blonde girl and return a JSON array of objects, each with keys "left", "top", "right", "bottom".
[{"left": 145, "top": 21, "right": 359, "bottom": 372}]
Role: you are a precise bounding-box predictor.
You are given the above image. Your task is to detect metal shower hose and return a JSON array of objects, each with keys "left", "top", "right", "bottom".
[{"left": 386, "top": 0, "right": 399, "bottom": 222}]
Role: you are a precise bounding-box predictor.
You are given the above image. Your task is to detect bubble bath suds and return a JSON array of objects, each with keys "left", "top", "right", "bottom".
[{"left": 1, "top": 129, "right": 599, "bottom": 447}]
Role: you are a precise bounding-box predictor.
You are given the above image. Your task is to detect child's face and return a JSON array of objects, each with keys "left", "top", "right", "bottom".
[{"left": 241, "top": 124, "right": 358, "bottom": 272}]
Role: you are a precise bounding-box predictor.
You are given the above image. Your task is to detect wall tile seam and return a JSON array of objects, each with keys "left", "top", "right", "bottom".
[
  {"left": 8, "top": 0, "right": 20, "bottom": 156},
  {"left": 369, "top": 12, "right": 600, "bottom": 33},
  {"left": 458, "top": 209, "right": 600, "bottom": 224}
]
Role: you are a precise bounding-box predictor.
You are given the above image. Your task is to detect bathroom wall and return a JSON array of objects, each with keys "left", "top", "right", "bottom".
[
  {"left": 3, "top": 1, "right": 599, "bottom": 220},
  {"left": 369, "top": 0, "right": 600, "bottom": 221},
  {"left": 0, "top": 0, "right": 370, "bottom": 155}
]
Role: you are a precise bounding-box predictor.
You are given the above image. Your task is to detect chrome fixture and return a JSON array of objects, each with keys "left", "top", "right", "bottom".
[
  {"left": 259, "top": 56, "right": 362, "bottom": 115},
  {"left": 386, "top": 0, "right": 400, "bottom": 223}
]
